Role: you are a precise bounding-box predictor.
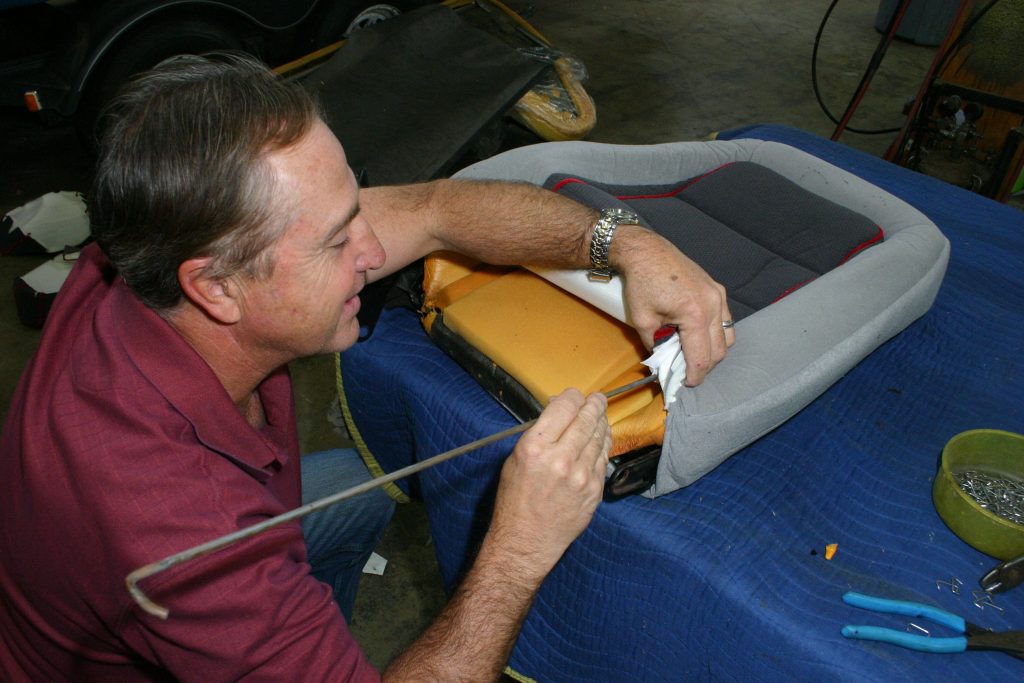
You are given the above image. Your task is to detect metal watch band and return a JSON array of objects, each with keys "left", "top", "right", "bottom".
[{"left": 587, "top": 208, "right": 639, "bottom": 282}]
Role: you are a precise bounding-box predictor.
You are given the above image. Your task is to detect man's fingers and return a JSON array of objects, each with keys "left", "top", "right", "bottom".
[
  {"left": 526, "top": 389, "right": 609, "bottom": 464},
  {"left": 707, "top": 316, "right": 729, "bottom": 368},
  {"left": 675, "top": 284, "right": 732, "bottom": 386},
  {"left": 680, "top": 323, "right": 712, "bottom": 387},
  {"left": 530, "top": 388, "right": 587, "bottom": 444},
  {"left": 721, "top": 296, "right": 736, "bottom": 348},
  {"left": 594, "top": 427, "right": 613, "bottom": 474},
  {"left": 559, "top": 393, "right": 608, "bottom": 459}
]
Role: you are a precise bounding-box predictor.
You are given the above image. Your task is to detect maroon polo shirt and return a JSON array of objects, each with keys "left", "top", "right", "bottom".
[{"left": 0, "top": 244, "right": 379, "bottom": 682}]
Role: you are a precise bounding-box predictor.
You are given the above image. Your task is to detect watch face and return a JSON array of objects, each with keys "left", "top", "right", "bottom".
[{"left": 604, "top": 207, "right": 639, "bottom": 222}]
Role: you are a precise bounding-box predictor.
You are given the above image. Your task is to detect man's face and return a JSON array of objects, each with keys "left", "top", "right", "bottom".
[{"left": 236, "top": 120, "right": 385, "bottom": 361}]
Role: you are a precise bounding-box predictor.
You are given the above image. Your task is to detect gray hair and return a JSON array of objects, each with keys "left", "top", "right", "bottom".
[{"left": 90, "top": 52, "right": 320, "bottom": 310}]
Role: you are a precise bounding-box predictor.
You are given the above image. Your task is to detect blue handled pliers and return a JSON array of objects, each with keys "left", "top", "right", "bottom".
[{"left": 841, "top": 591, "right": 1024, "bottom": 660}]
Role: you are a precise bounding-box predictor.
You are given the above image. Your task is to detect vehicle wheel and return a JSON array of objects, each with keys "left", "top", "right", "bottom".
[
  {"left": 76, "top": 17, "right": 250, "bottom": 152},
  {"left": 344, "top": 4, "right": 402, "bottom": 37},
  {"left": 313, "top": 1, "right": 432, "bottom": 46}
]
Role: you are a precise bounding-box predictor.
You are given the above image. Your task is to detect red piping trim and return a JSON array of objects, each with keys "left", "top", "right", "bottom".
[
  {"left": 839, "top": 226, "right": 884, "bottom": 264},
  {"left": 548, "top": 162, "right": 738, "bottom": 199},
  {"left": 550, "top": 177, "right": 586, "bottom": 192},
  {"left": 614, "top": 162, "right": 737, "bottom": 200},
  {"left": 769, "top": 225, "right": 882, "bottom": 304},
  {"left": 771, "top": 277, "right": 816, "bottom": 304}
]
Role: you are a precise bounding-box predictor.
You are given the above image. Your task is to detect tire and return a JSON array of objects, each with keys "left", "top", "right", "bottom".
[
  {"left": 76, "top": 17, "right": 250, "bottom": 152},
  {"left": 344, "top": 4, "right": 402, "bottom": 37},
  {"left": 313, "top": 0, "right": 432, "bottom": 46}
]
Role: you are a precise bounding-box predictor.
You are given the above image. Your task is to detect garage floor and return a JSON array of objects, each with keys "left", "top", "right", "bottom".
[{"left": 0, "top": 0, "right": 994, "bottom": 673}]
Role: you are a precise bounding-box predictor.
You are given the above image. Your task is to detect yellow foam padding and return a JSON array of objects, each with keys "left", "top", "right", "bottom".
[
  {"left": 423, "top": 254, "right": 665, "bottom": 456},
  {"left": 423, "top": 250, "right": 484, "bottom": 295},
  {"left": 422, "top": 251, "right": 513, "bottom": 333}
]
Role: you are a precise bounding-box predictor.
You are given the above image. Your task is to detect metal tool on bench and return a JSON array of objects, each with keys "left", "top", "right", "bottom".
[
  {"left": 840, "top": 591, "right": 1024, "bottom": 660},
  {"left": 126, "top": 374, "right": 659, "bottom": 619},
  {"left": 982, "top": 554, "right": 1024, "bottom": 595}
]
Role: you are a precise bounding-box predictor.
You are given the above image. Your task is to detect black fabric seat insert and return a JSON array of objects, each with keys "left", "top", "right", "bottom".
[{"left": 545, "top": 161, "right": 883, "bottom": 320}]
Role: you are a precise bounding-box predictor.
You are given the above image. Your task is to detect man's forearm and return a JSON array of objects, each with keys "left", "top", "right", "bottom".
[
  {"left": 383, "top": 538, "right": 541, "bottom": 682},
  {"left": 362, "top": 179, "right": 597, "bottom": 281},
  {"left": 362, "top": 177, "right": 735, "bottom": 382}
]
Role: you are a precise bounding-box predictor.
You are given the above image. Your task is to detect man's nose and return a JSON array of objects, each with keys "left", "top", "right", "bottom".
[{"left": 354, "top": 220, "right": 386, "bottom": 272}]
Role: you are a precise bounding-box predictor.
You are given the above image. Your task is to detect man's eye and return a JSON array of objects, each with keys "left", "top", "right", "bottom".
[{"left": 330, "top": 238, "right": 348, "bottom": 249}]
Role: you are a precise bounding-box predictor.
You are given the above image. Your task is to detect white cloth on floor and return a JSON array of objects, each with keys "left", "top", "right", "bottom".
[{"left": 5, "top": 191, "right": 89, "bottom": 253}]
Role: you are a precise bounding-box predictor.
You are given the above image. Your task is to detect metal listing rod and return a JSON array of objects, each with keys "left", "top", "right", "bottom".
[{"left": 126, "top": 374, "right": 658, "bottom": 618}]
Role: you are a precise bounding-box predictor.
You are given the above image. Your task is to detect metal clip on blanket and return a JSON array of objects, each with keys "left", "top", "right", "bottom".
[{"left": 126, "top": 374, "right": 659, "bottom": 618}]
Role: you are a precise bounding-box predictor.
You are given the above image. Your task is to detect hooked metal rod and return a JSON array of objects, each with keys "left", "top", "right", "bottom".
[{"left": 126, "top": 374, "right": 659, "bottom": 618}]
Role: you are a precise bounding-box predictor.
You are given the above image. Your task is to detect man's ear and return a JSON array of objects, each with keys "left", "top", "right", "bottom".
[{"left": 177, "top": 257, "right": 243, "bottom": 324}]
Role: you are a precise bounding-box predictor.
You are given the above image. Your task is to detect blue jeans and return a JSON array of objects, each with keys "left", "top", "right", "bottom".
[{"left": 300, "top": 449, "right": 395, "bottom": 623}]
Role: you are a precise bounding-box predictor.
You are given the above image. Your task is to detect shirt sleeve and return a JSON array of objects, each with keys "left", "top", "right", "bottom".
[
  {"left": 88, "top": 417, "right": 381, "bottom": 682},
  {"left": 116, "top": 524, "right": 382, "bottom": 683}
]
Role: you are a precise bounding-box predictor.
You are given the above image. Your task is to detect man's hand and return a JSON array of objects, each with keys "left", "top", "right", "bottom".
[
  {"left": 612, "top": 226, "right": 735, "bottom": 386},
  {"left": 487, "top": 388, "right": 611, "bottom": 579},
  {"left": 384, "top": 389, "right": 609, "bottom": 681}
]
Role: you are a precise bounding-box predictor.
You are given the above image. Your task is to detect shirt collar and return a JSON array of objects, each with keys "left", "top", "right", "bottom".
[{"left": 105, "top": 269, "right": 296, "bottom": 480}]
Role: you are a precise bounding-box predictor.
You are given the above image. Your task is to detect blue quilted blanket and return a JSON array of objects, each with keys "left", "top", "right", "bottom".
[{"left": 340, "top": 124, "right": 1024, "bottom": 681}]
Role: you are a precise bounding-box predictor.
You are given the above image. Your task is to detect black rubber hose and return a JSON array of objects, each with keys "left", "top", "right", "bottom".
[
  {"left": 812, "top": 0, "right": 904, "bottom": 135},
  {"left": 925, "top": 0, "right": 1002, "bottom": 90},
  {"left": 831, "top": 0, "right": 913, "bottom": 139},
  {"left": 813, "top": 0, "right": 1004, "bottom": 138}
]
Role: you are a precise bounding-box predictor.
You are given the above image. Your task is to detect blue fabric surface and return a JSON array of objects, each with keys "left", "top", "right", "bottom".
[{"left": 341, "top": 125, "right": 1024, "bottom": 681}]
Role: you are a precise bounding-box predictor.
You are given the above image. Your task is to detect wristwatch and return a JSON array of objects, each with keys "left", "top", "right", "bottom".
[{"left": 587, "top": 208, "right": 640, "bottom": 282}]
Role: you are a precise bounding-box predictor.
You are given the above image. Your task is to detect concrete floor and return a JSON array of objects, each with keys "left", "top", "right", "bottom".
[{"left": 0, "top": 0, "right": 993, "bottom": 674}]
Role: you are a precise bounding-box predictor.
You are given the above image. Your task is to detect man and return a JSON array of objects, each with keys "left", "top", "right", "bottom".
[{"left": 0, "top": 53, "right": 732, "bottom": 681}]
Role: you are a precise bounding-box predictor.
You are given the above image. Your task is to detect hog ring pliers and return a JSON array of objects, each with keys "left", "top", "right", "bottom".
[{"left": 840, "top": 591, "right": 1024, "bottom": 660}]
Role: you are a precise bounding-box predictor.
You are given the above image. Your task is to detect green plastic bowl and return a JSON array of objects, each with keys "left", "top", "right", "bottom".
[{"left": 933, "top": 429, "right": 1024, "bottom": 560}]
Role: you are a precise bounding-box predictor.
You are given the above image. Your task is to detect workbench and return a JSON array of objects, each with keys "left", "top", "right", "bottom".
[{"left": 339, "top": 124, "right": 1024, "bottom": 681}]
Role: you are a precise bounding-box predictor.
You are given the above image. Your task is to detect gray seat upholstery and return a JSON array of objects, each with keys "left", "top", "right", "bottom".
[{"left": 454, "top": 139, "right": 950, "bottom": 495}]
